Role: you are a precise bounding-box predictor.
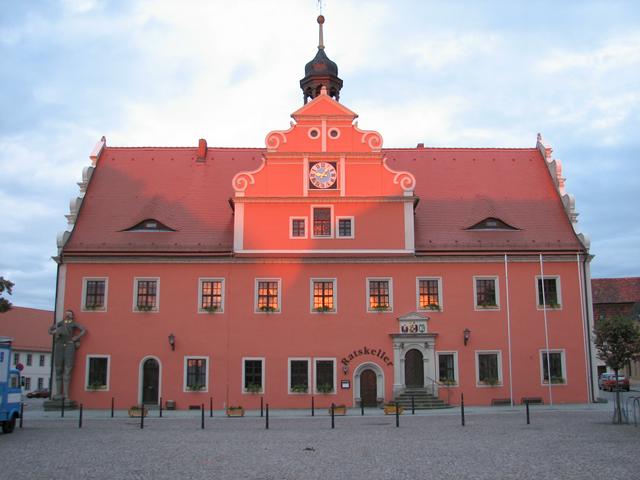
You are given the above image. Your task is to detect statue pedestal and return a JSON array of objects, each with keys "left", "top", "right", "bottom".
[{"left": 43, "top": 399, "right": 79, "bottom": 411}]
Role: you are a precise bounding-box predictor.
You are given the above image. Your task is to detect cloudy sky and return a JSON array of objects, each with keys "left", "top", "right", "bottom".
[{"left": 1, "top": 0, "right": 639, "bottom": 310}]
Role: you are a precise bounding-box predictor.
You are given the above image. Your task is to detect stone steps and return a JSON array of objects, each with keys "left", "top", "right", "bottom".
[{"left": 393, "top": 388, "right": 452, "bottom": 410}]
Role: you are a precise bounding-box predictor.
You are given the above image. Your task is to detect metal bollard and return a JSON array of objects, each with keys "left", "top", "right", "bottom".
[
  {"left": 210, "top": 397, "right": 213, "bottom": 418},
  {"left": 266, "top": 403, "right": 269, "bottom": 430},
  {"left": 311, "top": 396, "right": 315, "bottom": 417},
  {"left": 61, "top": 397, "right": 65, "bottom": 418},
  {"left": 526, "top": 400, "right": 530, "bottom": 425},
  {"left": 19, "top": 403, "right": 24, "bottom": 428},
  {"left": 159, "top": 397, "right": 163, "bottom": 418},
  {"left": 412, "top": 395, "right": 415, "bottom": 415},
  {"left": 261, "top": 397, "right": 264, "bottom": 418},
  {"left": 201, "top": 404, "right": 205, "bottom": 429},
  {"left": 361, "top": 400, "right": 364, "bottom": 416},
  {"left": 140, "top": 404, "right": 144, "bottom": 429},
  {"left": 461, "top": 393, "right": 465, "bottom": 427},
  {"left": 79, "top": 404, "right": 83, "bottom": 429},
  {"left": 395, "top": 401, "right": 400, "bottom": 428},
  {"left": 331, "top": 403, "right": 335, "bottom": 429},
  {"left": 111, "top": 397, "right": 114, "bottom": 418}
]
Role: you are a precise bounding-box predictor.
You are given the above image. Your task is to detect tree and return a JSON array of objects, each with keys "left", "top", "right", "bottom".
[
  {"left": 594, "top": 315, "right": 640, "bottom": 424},
  {"left": 0, "top": 277, "right": 14, "bottom": 313}
]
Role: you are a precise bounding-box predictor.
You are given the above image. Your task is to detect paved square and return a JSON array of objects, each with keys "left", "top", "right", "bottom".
[{"left": 3, "top": 407, "right": 639, "bottom": 480}]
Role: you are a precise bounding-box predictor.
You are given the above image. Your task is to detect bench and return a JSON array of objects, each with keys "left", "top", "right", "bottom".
[
  {"left": 491, "top": 398, "right": 512, "bottom": 406},
  {"left": 521, "top": 397, "right": 544, "bottom": 405}
]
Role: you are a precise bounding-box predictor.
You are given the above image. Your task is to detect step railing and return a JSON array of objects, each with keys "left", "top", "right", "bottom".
[{"left": 424, "top": 375, "right": 453, "bottom": 406}]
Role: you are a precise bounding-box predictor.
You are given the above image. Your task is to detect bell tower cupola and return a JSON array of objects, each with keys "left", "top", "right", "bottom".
[{"left": 300, "top": 15, "right": 343, "bottom": 104}]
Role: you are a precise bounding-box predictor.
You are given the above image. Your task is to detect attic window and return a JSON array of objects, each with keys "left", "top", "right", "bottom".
[
  {"left": 467, "top": 217, "right": 518, "bottom": 231},
  {"left": 124, "top": 219, "right": 175, "bottom": 232}
]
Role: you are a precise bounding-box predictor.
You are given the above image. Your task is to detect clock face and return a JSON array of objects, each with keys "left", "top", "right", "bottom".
[{"left": 309, "top": 162, "right": 337, "bottom": 189}]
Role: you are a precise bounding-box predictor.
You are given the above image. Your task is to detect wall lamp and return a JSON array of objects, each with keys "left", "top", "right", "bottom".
[
  {"left": 463, "top": 328, "right": 471, "bottom": 346},
  {"left": 168, "top": 333, "right": 175, "bottom": 351},
  {"left": 342, "top": 364, "right": 349, "bottom": 375}
]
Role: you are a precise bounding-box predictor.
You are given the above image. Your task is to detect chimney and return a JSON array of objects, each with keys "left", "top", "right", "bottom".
[
  {"left": 197, "top": 138, "right": 207, "bottom": 162},
  {"left": 416, "top": 143, "right": 425, "bottom": 149}
]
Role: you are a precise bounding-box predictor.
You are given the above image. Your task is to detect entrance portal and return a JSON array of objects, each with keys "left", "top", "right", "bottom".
[
  {"left": 404, "top": 349, "right": 424, "bottom": 388},
  {"left": 142, "top": 358, "right": 159, "bottom": 404},
  {"left": 359, "top": 369, "right": 377, "bottom": 407}
]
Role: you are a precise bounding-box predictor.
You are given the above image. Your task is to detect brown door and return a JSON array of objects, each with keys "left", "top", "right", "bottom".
[
  {"left": 360, "top": 369, "right": 377, "bottom": 407},
  {"left": 404, "top": 349, "right": 424, "bottom": 388},
  {"left": 142, "top": 358, "right": 159, "bottom": 404}
]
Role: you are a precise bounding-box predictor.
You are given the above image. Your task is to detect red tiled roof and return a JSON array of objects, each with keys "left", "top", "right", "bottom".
[
  {"left": 63, "top": 145, "right": 584, "bottom": 255},
  {"left": 592, "top": 278, "right": 640, "bottom": 304},
  {"left": 0, "top": 306, "right": 53, "bottom": 352}
]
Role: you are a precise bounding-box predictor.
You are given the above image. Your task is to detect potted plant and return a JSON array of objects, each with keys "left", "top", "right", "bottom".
[
  {"left": 316, "top": 383, "right": 333, "bottom": 394},
  {"left": 226, "top": 406, "right": 245, "bottom": 417},
  {"left": 128, "top": 405, "right": 148, "bottom": 417},
  {"left": 86, "top": 381, "right": 104, "bottom": 391},
  {"left": 479, "top": 301, "right": 498, "bottom": 309},
  {"left": 371, "top": 304, "right": 390, "bottom": 312},
  {"left": 245, "top": 383, "right": 262, "bottom": 394},
  {"left": 328, "top": 404, "right": 347, "bottom": 415},
  {"left": 546, "top": 301, "right": 561, "bottom": 309},
  {"left": 426, "top": 304, "right": 441, "bottom": 311},
  {"left": 440, "top": 378, "right": 457, "bottom": 387},
  {"left": 84, "top": 303, "right": 102, "bottom": 311},
  {"left": 259, "top": 305, "right": 277, "bottom": 313},
  {"left": 550, "top": 377, "right": 565, "bottom": 384},
  {"left": 314, "top": 305, "right": 333, "bottom": 313},
  {"left": 482, "top": 377, "right": 500, "bottom": 387},
  {"left": 291, "top": 384, "right": 308, "bottom": 393},
  {"left": 203, "top": 304, "right": 220, "bottom": 313},
  {"left": 137, "top": 304, "right": 154, "bottom": 312},
  {"left": 187, "top": 383, "right": 206, "bottom": 392},
  {"left": 384, "top": 403, "right": 404, "bottom": 415}
]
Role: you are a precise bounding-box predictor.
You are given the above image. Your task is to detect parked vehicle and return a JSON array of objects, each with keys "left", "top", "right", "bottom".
[
  {"left": 26, "top": 389, "right": 49, "bottom": 399},
  {"left": 598, "top": 372, "right": 630, "bottom": 392},
  {"left": 0, "top": 337, "right": 22, "bottom": 434}
]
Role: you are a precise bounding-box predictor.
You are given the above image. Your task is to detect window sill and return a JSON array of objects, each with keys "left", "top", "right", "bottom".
[
  {"left": 476, "top": 383, "right": 503, "bottom": 388},
  {"left": 82, "top": 307, "right": 106, "bottom": 312},
  {"left": 537, "top": 305, "right": 562, "bottom": 311},
  {"left": 475, "top": 305, "right": 500, "bottom": 311}
]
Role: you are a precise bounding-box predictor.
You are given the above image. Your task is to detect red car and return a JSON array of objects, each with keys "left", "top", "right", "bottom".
[
  {"left": 26, "top": 389, "right": 50, "bottom": 398},
  {"left": 598, "top": 373, "right": 630, "bottom": 392}
]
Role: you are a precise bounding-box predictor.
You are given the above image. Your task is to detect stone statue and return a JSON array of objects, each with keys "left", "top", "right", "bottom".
[{"left": 48, "top": 309, "right": 86, "bottom": 400}]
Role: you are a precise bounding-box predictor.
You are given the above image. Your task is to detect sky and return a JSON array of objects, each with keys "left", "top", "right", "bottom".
[{"left": 1, "top": 0, "right": 639, "bottom": 310}]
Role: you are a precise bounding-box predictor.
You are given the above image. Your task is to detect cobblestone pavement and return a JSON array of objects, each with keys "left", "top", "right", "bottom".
[{"left": 2, "top": 406, "right": 639, "bottom": 480}]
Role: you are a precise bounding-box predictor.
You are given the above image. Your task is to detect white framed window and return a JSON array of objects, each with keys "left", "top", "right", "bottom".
[
  {"left": 540, "top": 349, "right": 567, "bottom": 385},
  {"left": 133, "top": 277, "right": 160, "bottom": 312},
  {"left": 416, "top": 277, "right": 443, "bottom": 311},
  {"left": 85, "top": 354, "right": 110, "bottom": 391},
  {"left": 183, "top": 356, "right": 209, "bottom": 392},
  {"left": 26, "top": 354, "right": 32, "bottom": 366},
  {"left": 475, "top": 350, "right": 503, "bottom": 386},
  {"left": 81, "top": 277, "right": 108, "bottom": 312},
  {"left": 255, "top": 278, "right": 281, "bottom": 313},
  {"left": 366, "top": 277, "right": 393, "bottom": 312},
  {"left": 473, "top": 276, "right": 500, "bottom": 310},
  {"left": 198, "top": 278, "right": 224, "bottom": 313},
  {"left": 436, "top": 351, "right": 459, "bottom": 385},
  {"left": 536, "top": 276, "right": 562, "bottom": 310},
  {"left": 335, "top": 216, "right": 354, "bottom": 239},
  {"left": 242, "top": 357, "right": 265, "bottom": 394},
  {"left": 314, "top": 358, "right": 336, "bottom": 394},
  {"left": 288, "top": 358, "right": 311, "bottom": 394},
  {"left": 290, "top": 217, "right": 308, "bottom": 239},
  {"left": 311, "top": 205, "right": 334, "bottom": 238},
  {"left": 310, "top": 278, "right": 337, "bottom": 313}
]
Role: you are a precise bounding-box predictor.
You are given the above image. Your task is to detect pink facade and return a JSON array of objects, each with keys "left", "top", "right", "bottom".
[{"left": 55, "top": 19, "right": 594, "bottom": 409}]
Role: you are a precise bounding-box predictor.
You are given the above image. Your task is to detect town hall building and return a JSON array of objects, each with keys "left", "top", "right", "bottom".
[{"left": 54, "top": 17, "right": 595, "bottom": 410}]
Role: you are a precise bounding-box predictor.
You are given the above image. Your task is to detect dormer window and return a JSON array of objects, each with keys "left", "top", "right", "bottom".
[
  {"left": 467, "top": 217, "right": 518, "bottom": 231},
  {"left": 124, "top": 219, "right": 175, "bottom": 232}
]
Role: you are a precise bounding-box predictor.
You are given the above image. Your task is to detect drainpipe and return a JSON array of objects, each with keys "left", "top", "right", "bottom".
[
  {"left": 539, "top": 254, "right": 553, "bottom": 406},
  {"left": 580, "top": 254, "right": 597, "bottom": 402},
  {"left": 504, "top": 254, "right": 514, "bottom": 407}
]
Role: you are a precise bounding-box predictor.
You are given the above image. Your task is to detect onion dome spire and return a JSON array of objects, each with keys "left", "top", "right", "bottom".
[{"left": 300, "top": 15, "right": 343, "bottom": 104}]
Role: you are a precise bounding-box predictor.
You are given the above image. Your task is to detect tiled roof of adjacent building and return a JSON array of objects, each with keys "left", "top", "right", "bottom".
[
  {"left": 592, "top": 278, "right": 640, "bottom": 304},
  {"left": 0, "top": 306, "right": 53, "bottom": 352},
  {"left": 62, "top": 144, "right": 585, "bottom": 255}
]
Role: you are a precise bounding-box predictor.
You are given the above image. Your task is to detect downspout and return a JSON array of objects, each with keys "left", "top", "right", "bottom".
[
  {"left": 539, "top": 254, "right": 553, "bottom": 406},
  {"left": 576, "top": 253, "right": 592, "bottom": 402},
  {"left": 504, "top": 254, "right": 514, "bottom": 407},
  {"left": 581, "top": 254, "right": 597, "bottom": 402}
]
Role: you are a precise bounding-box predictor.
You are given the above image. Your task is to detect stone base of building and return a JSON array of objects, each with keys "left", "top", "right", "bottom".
[{"left": 43, "top": 399, "right": 79, "bottom": 411}]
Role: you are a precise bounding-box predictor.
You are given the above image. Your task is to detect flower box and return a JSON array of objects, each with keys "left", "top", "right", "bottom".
[
  {"left": 383, "top": 404, "right": 404, "bottom": 415},
  {"left": 128, "top": 406, "right": 148, "bottom": 417},
  {"left": 226, "top": 406, "right": 245, "bottom": 417},
  {"left": 328, "top": 405, "right": 347, "bottom": 416}
]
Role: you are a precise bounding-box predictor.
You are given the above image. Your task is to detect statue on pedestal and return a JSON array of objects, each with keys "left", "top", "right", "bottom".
[{"left": 48, "top": 309, "right": 86, "bottom": 400}]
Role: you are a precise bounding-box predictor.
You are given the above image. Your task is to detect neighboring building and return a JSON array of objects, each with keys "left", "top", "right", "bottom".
[
  {"left": 54, "top": 17, "right": 594, "bottom": 410},
  {"left": 0, "top": 306, "right": 53, "bottom": 393},
  {"left": 592, "top": 277, "right": 640, "bottom": 381}
]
